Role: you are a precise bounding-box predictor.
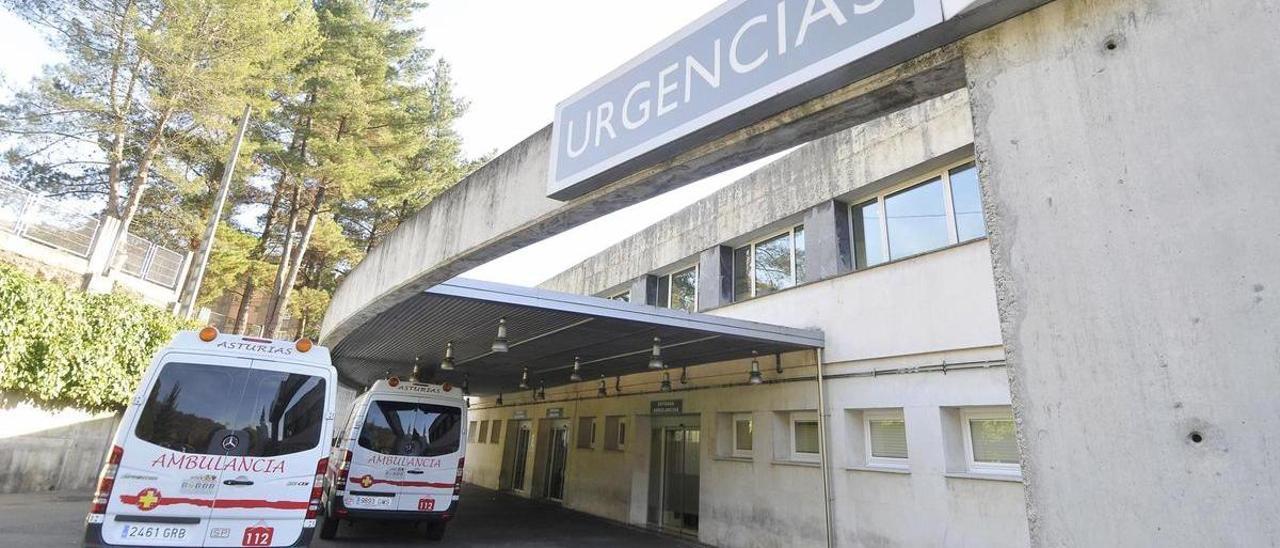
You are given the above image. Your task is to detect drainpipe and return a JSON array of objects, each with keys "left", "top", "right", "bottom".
[{"left": 815, "top": 348, "right": 834, "bottom": 547}]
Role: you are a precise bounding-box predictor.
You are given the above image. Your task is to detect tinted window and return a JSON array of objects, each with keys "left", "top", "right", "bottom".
[
  {"left": 669, "top": 267, "right": 697, "bottom": 312},
  {"left": 949, "top": 163, "right": 986, "bottom": 241},
  {"left": 885, "top": 178, "right": 950, "bottom": 260},
  {"left": 753, "top": 232, "right": 792, "bottom": 297},
  {"left": 852, "top": 200, "right": 885, "bottom": 269},
  {"left": 135, "top": 362, "right": 326, "bottom": 457},
  {"left": 359, "top": 400, "right": 461, "bottom": 457},
  {"left": 732, "top": 246, "right": 751, "bottom": 302}
]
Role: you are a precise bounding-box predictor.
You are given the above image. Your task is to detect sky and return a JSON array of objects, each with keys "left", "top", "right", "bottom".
[{"left": 0, "top": 1, "right": 778, "bottom": 287}]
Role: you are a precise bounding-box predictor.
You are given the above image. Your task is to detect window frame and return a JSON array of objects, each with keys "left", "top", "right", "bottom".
[
  {"left": 733, "top": 224, "right": 805, "bottom": 301},
  {"left": 790, "top": 412, "right": 821, "bottom": 463},
  {"left": 848, "top": 159, "right": 982, "bottom": 269},
  {"left": 489, "top": 419, "right": 502, "bottom": 444},
  {"left": 732, "top": 413, "right": 754, "bottom": 458},
  {"left": 863, "top": 409, "right": 909, "bottom": 470},
  {"left": 468, "top": 420, "right": 478, "bottom": 443},
  {"left": 656, "top": 265, "right": 698, "bottom": 312},
  {"left": 960, "top": 406, "right": 1021, "bottom": 475}
]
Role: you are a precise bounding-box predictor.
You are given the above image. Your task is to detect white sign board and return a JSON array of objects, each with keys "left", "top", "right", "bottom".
[{"left": 549, "top": 0, "right": 947, "bottom": 199}]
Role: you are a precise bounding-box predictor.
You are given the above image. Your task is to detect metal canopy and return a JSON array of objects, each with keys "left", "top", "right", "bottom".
[{"left": 330, "top": 278, "right": 824, "bottom": 395}]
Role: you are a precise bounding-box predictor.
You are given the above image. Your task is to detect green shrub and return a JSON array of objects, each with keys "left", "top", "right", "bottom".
[{"left": 0, "top": 262, "right": 196, "bottom": 412}]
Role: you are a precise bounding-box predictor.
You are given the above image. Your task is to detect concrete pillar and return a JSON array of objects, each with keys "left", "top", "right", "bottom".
[
  {"left": 802, "top": 200, "right": 852, "bottom": 281},
  {"left": 82, "top": 216, "right": 121, "bottom": 294},
  {"left": 629, "top": 275, "right": 659, "bottom": 306},
  {"left": 696, "top": 246, "right": 733, "bottom": 311},
  {"left": 965, "top": 0, "right": 1280, "bottom": 545}
]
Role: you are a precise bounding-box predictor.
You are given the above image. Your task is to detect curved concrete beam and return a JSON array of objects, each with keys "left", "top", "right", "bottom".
[{"left": 320, "top": 48, "right": 971, "bottom": 349}]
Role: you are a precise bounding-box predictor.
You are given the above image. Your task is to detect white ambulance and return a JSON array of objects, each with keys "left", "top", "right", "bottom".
[
  {"left": 318, "top": 375, "right": 466, "bottom": 541},
  {"left": 83, "top": 327, "right": 337, "bottom": 548}
]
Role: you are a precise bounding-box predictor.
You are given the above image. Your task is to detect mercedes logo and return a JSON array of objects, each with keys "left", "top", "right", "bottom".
[{"left": 221, "top": 434, "right": 239, "bottom": 451}]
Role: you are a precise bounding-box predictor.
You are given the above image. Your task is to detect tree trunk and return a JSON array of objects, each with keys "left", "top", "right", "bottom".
[
  {"left": 231, "top": 170, "right": 288, "bottom": 333},
  {"left": 264, "top": 184, "right": 325, "bottom": 336},
  {"left": 103, "top": 106, "right": 174, "bottom": 275}
]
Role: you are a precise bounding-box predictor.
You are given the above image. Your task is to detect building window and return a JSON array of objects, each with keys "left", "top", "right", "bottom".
[
  {"left": 655, "top": 266, "right": 697, "bottom": 312},
  {"left": 791, "top": 412, "right": 820, "bottom": 462},
  {"left": 489, "top": 419, "right": 502, "bottom": 444},
  {"left": 467, "top": 420, "right": 478, "bottom": 443},
  {"left": 604, "top": 416, "right": 626, "bottom": 451},
  {"left": 610, "top": 291, "right": 630, "bottom": 302},
  {"left": 732, "top": 225, "right": 805, "bottom": 301},
  {"left": 477, "top": 420, "right": 490, "bottom": 444},
  {"left": 577, "top": 417, "right": 597, "bottom": 449},
  {"left": 961, "top": 407, "right": 1020, "bottom": 475},
  {"left": 864, "top": 410, "right": 908, "bottom": 469},
  {"left": 849, "top": 160, "right": 984, "bottom": 268},
  {"left": 733, "top": 413, "right": 753, "bottom": 458}
]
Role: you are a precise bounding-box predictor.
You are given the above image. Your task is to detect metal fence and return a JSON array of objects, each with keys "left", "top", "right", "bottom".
[{"left": 0, "top": 181, "right": 185, "bottom": 289}]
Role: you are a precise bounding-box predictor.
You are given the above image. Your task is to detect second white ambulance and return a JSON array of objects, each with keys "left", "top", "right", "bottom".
[{"left": 318, "top": 376, "right": 466, "bottom": 541}]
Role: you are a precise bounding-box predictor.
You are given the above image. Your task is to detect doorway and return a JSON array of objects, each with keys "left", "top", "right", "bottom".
[
  {"left": 542, "top": 424, "right": 569, "bottom": 501},
  {"left": 508, "top": 421, "right": 532, "bottom": 493},
  {"left": 648, "top": 424, "right": 700, "bottom": 535}
]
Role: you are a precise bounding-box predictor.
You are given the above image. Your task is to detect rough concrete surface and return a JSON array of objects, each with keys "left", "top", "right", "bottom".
[{"left": 965, "top": 0, "right": 1280, "bottom": 545}]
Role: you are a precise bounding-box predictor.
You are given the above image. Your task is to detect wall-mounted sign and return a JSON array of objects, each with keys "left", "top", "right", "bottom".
[
  {"left": 651, "top": 399, "right": 684, "bottom": 415},
  {"left": 549, "top": 0, "right": 946, "bottom": 199},
  {"left": 512, "top": 410, "right": 528, "bottom": 420},
  {"left": 546, "top": 407, "right": 565, "bottom": 419}
]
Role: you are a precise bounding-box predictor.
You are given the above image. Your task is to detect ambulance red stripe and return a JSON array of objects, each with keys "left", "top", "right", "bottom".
[
  {"left": 358, "top": 477, "right": 454, "bottom": 489},
  {"left": 119, "top": 493, "right": 308, "bottom": 510}
]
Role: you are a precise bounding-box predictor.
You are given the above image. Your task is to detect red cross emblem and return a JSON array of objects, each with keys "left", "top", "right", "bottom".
[
  {"left": 135, "top": 488, "right": 161, "bottom": 511},
  {"left": 359, "top": 475, "right": 374, "bottom": 488}
]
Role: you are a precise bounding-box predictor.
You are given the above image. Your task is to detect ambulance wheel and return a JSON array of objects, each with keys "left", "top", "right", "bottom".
[
  {"left": 318, "top": 510, "right": 339, "bottom": 540},
  {"left": 424, "top": 521, "right": 447, "bottom": 541}
]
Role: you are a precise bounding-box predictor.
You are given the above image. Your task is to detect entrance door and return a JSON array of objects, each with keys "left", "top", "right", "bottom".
[
  {"left": 649, "top": 425, "right": 700, "bottom": 535},
  {"left": 510, "top": 423, "right": 531, "bottom": 492},
  {"left": 542, "top": 425, "right": 569, "bottom": 501}
]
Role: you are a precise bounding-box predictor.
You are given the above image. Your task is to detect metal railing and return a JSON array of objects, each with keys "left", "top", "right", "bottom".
[{"left": 0, "top": 181, "right": 186, "bottom": 289}]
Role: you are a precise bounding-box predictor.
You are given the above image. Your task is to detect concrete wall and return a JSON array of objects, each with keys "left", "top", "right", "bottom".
[
  {"left": 963, "top": 0, "right": 1280, "bottom": 545},
  {"left": 0, "top": 396, "right": 119, "bottom": 494},
  {"left": 466, "top": 248, "right": 1026, "bottom": 547},
  {"left": 543, "top": 89, "right": 975, "bottom": 298}
]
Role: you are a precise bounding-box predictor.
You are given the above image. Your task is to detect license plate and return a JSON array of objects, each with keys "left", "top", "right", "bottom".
[
  {"left": 120, "top": 524, "right": 191, "bottom": 542},
  {"left": 349, "top": 495, "right": 393, "bottom": 508}
]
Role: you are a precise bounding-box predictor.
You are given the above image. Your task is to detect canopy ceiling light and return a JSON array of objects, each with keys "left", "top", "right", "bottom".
[
  {"left": 680, "top": 366, "right": 689, "bottom": 385},
  {"left": 660, "top": 370, "right": 672, "bottom": 392},
  {"left": 518, "top": 366, "right": 530, "bottom": 390},
  {"left": 410, "top": 358, "right": 421, "bottom": 383},
  {"left": 749, "top": 350, "right": 764, "bottom": 385},
  {"left": 491, "top": 317, "right": 509, "bottom": 353},
  {"left": 648, "top": 337, "right": 663, "bottom": 369},
  {"left": 440, "top": 341, "right": 455, "bottom": 370},
  {"left": 462, "top": 373, "right": 470, "bottom": 396},
  {"left": 597, "top": 375, "right": 607, "bottom": 397},
  {"left": 569, "top": 356, "right": 583, "bottom": 382},
  {"left": 496, "top": 393, "right": 504, "bottom": 405},
  {"left": 536, "top": 380, "right": 546, "bottom": 401}
]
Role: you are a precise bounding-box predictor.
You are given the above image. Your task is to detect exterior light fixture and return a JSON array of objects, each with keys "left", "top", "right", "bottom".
[
  {"left": 648, "top": 337, "right": 663, "bottom": 369},
  {"left": 748, "top": 350, "right": 764, "bottom": 385},
  {"left": 679, "top": 367, "right": 689, "bottom": 385},
  {"left": 615, "top": 376, "right": 622, "bottom": 393},
  {"left": 775, "top": 353, "right": 784, "bottom": 374},
  {"left": 536, "top": 380, "right": 546, "bottom": 400},
  {"left": 519, "top": 366, "right": 529, "bottom": 390},
  {"left": 462, "top": 373, "right": 470, "bottom": 396},
  {"left": 410, "top": 357, "right": 422, "bottom": 382},
  {"left": 491, "top": 318, "right": 509, "bottom": 353},
  {"left": 440, "top": 341, "right": 455, "bottom": 370},
  {"left": 597, "top": 375, "right": 607, "bottom": 397},
  {"left": 660, "top": 371, "right": 672, "bottom": 392},
  {"left": 569, "top": 356, "right": 583, "bottom": 382},
  {"left": 496, "top": 393, "right": 504, "bottom": 405}
]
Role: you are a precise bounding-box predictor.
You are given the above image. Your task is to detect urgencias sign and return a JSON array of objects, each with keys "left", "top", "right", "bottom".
[{"left": 549, "top": 0, "right": 944, "bottom": 199}]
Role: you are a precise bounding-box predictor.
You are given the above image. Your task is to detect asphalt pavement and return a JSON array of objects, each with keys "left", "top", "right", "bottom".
[{"left": 0, "top": 484, "right": 697, "bottom": 547}]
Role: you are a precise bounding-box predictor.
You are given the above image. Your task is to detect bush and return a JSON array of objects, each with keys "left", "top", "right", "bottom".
[{"left": 0, "top": 262, "right": 195, "bottom": 412}]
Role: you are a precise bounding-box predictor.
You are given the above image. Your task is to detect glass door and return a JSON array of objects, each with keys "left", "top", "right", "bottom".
[
  {"left": 543, "top": 426, "right": 569, "bottom": 501},
  {"left": 511, "top": 423, "right": 531, "bottom": 492},
  {"left": 657, "top": 426, "right": 700, "bottom": 534}
]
